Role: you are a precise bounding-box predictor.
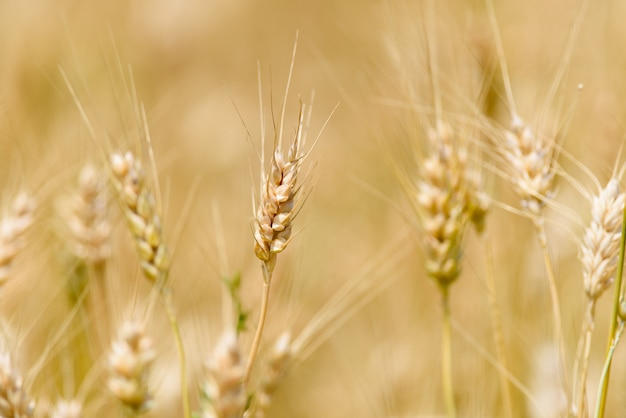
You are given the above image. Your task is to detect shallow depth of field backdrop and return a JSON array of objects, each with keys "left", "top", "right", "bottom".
[{"left": 1, "top": 0, "right": 626, "bottom": 417}]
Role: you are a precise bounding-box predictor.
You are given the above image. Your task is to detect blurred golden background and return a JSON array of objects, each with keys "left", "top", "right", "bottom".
[{"left": 1, "top": 0, "right": 626, "bottom": 416}]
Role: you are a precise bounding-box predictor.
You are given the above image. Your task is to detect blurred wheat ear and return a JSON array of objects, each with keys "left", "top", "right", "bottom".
[
  {"left": 110, "top": 151, "right": 169, "bottom": 286},
  {"left": 0, "top": 193, "right": 35, "bottom": 288},
  {"left": 107, "top": 319, "right": 155, "bottom": 415},
  {"left": 200, "top": 330, "right": 245, "bottom": 418},
  {"left": 251, "top": 332, "right": 291, "bottom": 418},
  {"left": 51, "top": 399, "right": 83, "bottom": 418},
  {"left": 0, "top": 340, "right": 35, "bottom": 417}
]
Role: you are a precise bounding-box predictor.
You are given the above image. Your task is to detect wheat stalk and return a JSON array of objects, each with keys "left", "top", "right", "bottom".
[
  {"left": 485, "top": 0, "right": 575, "bottom": 401},
  {"left": 245, "top": 100, "right": 310, "bottom": 383},
  {"left": 499, "top": 116, "right": 569, "bottom": 403},
  {"left": 410, "top": 120, "right": 488, "bottom": 417}
]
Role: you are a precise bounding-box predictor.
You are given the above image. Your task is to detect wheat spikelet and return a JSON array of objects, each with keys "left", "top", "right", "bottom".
[
  {"left": 110, "top": 152, "right": 169, "bottom": 283},
  {"left": 51, "top": 399, "right": 82, "bottom": 418},
  {"left": 201, "top": 330, "right": 245, "bottom": 418},
  {"left": 253, "top": 332, "right": 291, "bottom": 418},
  {"left": 65, "top": 164, "right": 111, "bottom": 265},
  {"left": 0, "top": 193, "right": 35, "bottom": 287},
  {"left": 107, "top": 319, "right": 155, "bottom": 413},
  {"left": 502, "top": 117, "right": 556, "bottom": 215},
  {"left": 0, "top": 344, "right": 35, "bottom": 417},
  {"left": 580, "top": 178, "right": 625, "bottom": 300}
]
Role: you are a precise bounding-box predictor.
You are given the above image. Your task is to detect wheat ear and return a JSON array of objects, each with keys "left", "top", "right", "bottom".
[
  {"left": 67, "top": 164, "right": 111, "bottom": 267},
  {"left": 200, "top": 330, "right": 246, "bottom": 418},
  {"left": 416, "top": 123, "right": 485, "bottom": 286},
  {"left": 502, "top": 117, "right": 556, "bottom": 215},
  {"left": 51, "top": 399, "right": 82, "bottom": 418},
  {"left": 0, "top": 193, "right": 35, "bottom": 287},
  {"left": 110, "top": 152, "right": 168, "bottom": 284},
  {"left": 580, "top": 179, "right": 625, "bottom": 301},
  {"left": 108, "top": 319, "right": 155, "bottom": 414},
  {"left": 0, "top": 341, "right": 35, "bottom": 417}
]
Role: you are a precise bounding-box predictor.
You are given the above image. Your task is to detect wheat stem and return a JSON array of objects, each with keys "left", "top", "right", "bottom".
[
  {"left": 594, "top": 323, "right": 624, "bottom": 418},
  {"left": 574, "top": 300, "right": 595, "bottom": 416},
  {"left": 244, "top": 260, "right": 274, "bottom": 384},
  {"left": 484, "top": 238, "right": 513, "bottom": 418},
  {"left": 534, "top": 217, "right": 568, "bottom": 398},
  {"left": 162, "top": 290, "right": 191, "bottom": 418},
  {"left": 91, "top": 262, "right": 109, "bottom": 349},
  {"left": 440, "top": 286, "right": 456, "bottom": 418},
  {"left": 595, "top": 200, "right": 626, "bottom": 417},
  {"left": 250, "top": 332, "right": 291, "bottom": 417}
]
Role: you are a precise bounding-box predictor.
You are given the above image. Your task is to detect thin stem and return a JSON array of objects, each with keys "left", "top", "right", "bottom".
[
  {"left": 244, "top": 260, "right": 274, "bottom": 383},
  {"left": 573, "top": 300, "right": 596, "bottom": 417},
  {"left": 595, "top": 200, "right": 626, "bottom": 417},
  {"left": 90, "top": 262, "right": 109, "bottom": 350},
  {"left": 484, "top": 239, "right": 513, "bottom": 418},
  {"left": 441, "top": 286, "right": 457, "bottom": 418},
  {"left": 123, "top": 406, "right": 138, "bottom": 418},
  {"left": 162, "top": 290, "right": 191, "bottom": 418},
  {"left": 73, "top": 274, "right": 95, "bottom": 390},
  {"left": 595, "top": 323, "right": 624, "bottom": 418},
  {"left": 534, "top": 217, "right": 568, "bottom": 399}
]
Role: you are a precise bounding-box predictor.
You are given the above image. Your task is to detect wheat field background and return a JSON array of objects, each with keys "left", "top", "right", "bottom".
[{"left": 0, "top": 0, "right": 626, "bottom": 417}]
